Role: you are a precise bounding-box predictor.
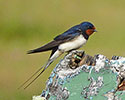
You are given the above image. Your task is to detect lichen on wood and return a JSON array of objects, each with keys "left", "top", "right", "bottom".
[{"left": 32, "top": 50, "right": 125, "bottom": 100}]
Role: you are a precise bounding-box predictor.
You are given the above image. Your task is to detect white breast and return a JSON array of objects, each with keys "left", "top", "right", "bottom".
[{"left": 59, "top": 34, "right": 87, "bottom": 52}]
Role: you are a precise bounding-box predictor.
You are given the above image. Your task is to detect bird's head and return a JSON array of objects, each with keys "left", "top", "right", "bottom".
[{"left": 80, "top": 22, "right": 97, "bottom": 36}]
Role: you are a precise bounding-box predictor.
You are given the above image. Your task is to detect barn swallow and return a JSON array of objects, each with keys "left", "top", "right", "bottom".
[{"left": 19, "top": 21, "right": 97, "bottom": 89}]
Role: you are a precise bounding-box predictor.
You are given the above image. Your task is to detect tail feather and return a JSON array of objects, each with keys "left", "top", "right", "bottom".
[
  {"left": 24, "top": 59, "right": 53, "bottom": 89},
  {"left": 18, "top": 64, "right": 45, "bottom": 89},
  {"left": 18, "top": 51, "right": 61, "bottom": 89},
  {"left": 18, "top": 60, "right": 53, "bottom": 89},
  {"left": 19, "top": 49, "right": 63, "bottom": 89}
]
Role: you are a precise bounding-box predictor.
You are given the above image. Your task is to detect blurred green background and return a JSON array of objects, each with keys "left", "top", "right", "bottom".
[{"left": 0, "top": 0, "right": 125, "bottom": 100}]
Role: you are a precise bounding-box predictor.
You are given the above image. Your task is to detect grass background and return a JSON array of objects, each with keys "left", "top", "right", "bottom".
[{"left": 0, "top": 0, "right": 125, "bottom": 100}]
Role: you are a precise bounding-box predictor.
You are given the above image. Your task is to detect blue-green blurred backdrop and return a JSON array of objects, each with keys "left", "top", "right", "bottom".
[{"left": 0, "top": 0, "right": 125, "bottom": 100}]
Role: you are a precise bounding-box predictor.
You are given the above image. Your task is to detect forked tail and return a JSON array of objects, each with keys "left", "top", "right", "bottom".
[
  {"left": 18, "top": 59, "right": 53, "bottom": 89},
  {"left": 18, "top": 50, "right": 62, "bottom": 89}
]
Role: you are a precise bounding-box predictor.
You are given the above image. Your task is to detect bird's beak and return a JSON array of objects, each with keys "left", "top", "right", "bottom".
[{"left": 94, "top": 29, "right": 97, "bottom": 32}]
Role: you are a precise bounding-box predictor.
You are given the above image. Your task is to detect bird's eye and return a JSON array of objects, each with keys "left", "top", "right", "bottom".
[
  {"left": 87, "top": 26, "right": 93, "bottom": 29},
  {"left": 87, "top": 26, "right": 90, "bottom": 29}
]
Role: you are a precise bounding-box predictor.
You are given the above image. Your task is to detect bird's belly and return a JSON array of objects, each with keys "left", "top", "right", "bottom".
[{"left": 59, "top": 35, "right": 87, "bottom": 52}]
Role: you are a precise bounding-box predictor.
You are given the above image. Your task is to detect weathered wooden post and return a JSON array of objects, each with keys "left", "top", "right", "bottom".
[{"left": 32, "top": 50, "right": 125, "bottom": 100}]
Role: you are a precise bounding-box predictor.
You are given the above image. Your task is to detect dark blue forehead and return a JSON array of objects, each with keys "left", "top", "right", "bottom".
[{"left": 80, "top": 22, "right": 94, "bottom": 29}]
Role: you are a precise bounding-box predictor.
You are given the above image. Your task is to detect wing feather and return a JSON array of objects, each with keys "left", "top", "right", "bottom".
[
  {"left": 27, "top": 41, "right": 61, "bottom": 54},
  {"left": 27, "top": 25, "right": 81, "bottom": 54}
]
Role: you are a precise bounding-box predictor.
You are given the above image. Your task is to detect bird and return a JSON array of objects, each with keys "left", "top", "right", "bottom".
[{"left": 19, "top": 21, "right": 97, "bottom": 89}]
